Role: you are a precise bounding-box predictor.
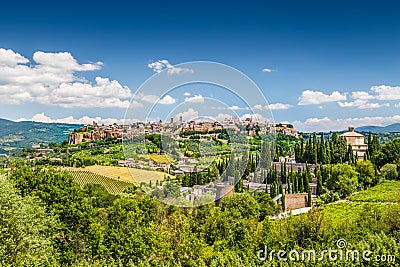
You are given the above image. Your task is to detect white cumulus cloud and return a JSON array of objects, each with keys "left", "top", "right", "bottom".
[
  {"left": 298, "top": 90, "right": 347, "bottom": 105},
  {"left": 0, "top": 48, "right": 132, "bottom": 108},
  {"left": 254, "top": 103, "right": 293, "bottom": 110},
  {"left": 0, "top": 48, "right": 29, "bottom": 66},
  {"left": 175, "top": 108, "right": 199, "bottom": 121},
  {"left": 147, "top": 59, "right": 194, "bottom": 75},
  {"left": 158, "top": 95, "right": 176, "bottom": 105},
  {"left": 268, "top": 103, "right": 293, "bottom": 110},
  {"left": 16, "top": 112, "right": 135, "bottom": 125},
  {"left": 293, "top": 115, "right": 400, "bottom": 132},
  {"left": 185, "top": 94, "right": 204, "bottom": 103},
  {"left": 134, "top": 93, "right": 176, "bottom": 105},
  {"left": 351, "top": 91, "right": 375, "bottom": 100},
  {"left": 228, "top": 105, "right": 249, "bottom": 110},
  {"left": 371, "top": 85, "right": 400, "bottom": 100},
  {"left": 338, "top": 99, "right": 389, "bottom": 109},
  {"left": 262, "top": 68, "right": 274, "bottom": 73}
]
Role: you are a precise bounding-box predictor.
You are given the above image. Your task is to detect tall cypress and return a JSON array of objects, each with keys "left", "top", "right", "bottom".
[
  {"left": 367, "top": 131, "right": 373, "bottom": 158},
  {"left": 283, "top": 162, "right": 287, "bottom": 184},
  {"left": 325, "top": 137, "right": 331, "bottom": 164},
  {"left": 316, "top": 166, "right": 323, "bottom": 196},
  {"left": 298, "top": 168, "right": 303, "bottom": 192},
  {"left": 292, "top": 173, "right": 297, "bottom": 193},
  {"left": 312, "top": 133, "right": 318, "bottom": 164}
]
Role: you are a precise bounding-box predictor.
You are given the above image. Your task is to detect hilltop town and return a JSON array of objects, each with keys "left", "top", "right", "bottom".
[
  {"left": 62, "top": 119, "right": 372, "bottom": 209},
  {"left": 2, "top": 113, "right": 381, "bottom": 212},
  {"left": 68, "top": 117, "right": 299, "bottom": 144}
]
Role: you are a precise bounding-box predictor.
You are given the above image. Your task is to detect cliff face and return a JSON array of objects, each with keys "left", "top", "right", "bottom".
[
  {"left": 68, "top": 133, "right": 83, "bottom": 144},
  {"left": 68, "top": 131, "right": 123, "bottom": 144}
]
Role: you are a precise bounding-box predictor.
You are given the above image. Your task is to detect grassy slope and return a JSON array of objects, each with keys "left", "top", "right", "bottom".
[
  {"left": 348, "top": 181, "right": 400, "bottom": 203},
  {"left": 68, "top": 169, "right": 133, "bottom": 194},
  {"left": 66, "top": 165, "right": 167, "bottom": 184}
]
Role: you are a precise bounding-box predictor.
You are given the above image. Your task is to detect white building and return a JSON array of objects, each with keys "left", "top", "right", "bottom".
[{"left": 339, "top": 126, "right": 368, "bottom": 160}]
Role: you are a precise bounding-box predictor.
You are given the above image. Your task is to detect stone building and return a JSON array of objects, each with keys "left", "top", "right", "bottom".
[
  {"left": 284, "top": 193, "right": 309, "bottom": 211},
  {"left": 339, "top": 126, "right": 368, "bottom": 160}
]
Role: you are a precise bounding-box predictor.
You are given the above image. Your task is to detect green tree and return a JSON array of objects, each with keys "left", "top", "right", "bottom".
[
  {"left": 163, "top": 181, "right": 181, "bottom": 198},
  {"left": 209, "top": 163, "right": 220, "bottom": 180},
  {"left": 326, "top": 164, "right": 359, "bottom": 197},
  {"left": 259, "top": 141, "right": 271, "bottom": 169},
  {"left": 381, "top": 163, "right": 398, "bottom": 180},
  {"left": 355, "top": 160, "right": 377, "bottom": 189},
  {"left": 220, "top": 193, "right": 260, "bottom": 220},
  {"left": 234, "top": 170, "right": 243, "bottom": 192},
  {"left": 8, "top": 166, "right": 95, "bottom": 264},
  {"left": 83, "top": 183, "right": 117, "bottom": 209},
  {"left": 0, "top": 178, "right": 58, "bottom": 266},
  {"left": 316, "top": 168, "right": 323, "bottom": 196}
]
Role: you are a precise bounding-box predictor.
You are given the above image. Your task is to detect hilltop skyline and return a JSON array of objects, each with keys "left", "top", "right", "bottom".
[{"left": 1, "top": 0, "right": 400, "bottom": 132}]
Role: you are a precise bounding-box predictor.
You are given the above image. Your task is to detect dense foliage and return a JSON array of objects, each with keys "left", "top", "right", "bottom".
[
  {"left": 348, "top": 180, "right": 400, "bottom": 203},
  {"left": 1, "top": 166, "right": 399, "bottom": 266},
  {"left": 2, "top": 130, "right": 400, "bottom": 266},
  {"left": 69, "top": 169, "right": 134, "bottom": 194}
]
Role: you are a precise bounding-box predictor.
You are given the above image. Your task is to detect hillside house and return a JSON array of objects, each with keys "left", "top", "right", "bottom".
[{"left": 339, "top": 126, "right": 368, "bottom": 160}]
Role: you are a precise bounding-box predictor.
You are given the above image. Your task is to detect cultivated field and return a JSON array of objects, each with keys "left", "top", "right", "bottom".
[
  {"left": 69, "top": 169, "right": 133, "bottom": 194},
  {"left": 348, "top": 180, "right": 400, "bottom": 203},
  {"left": 145, "top": 154, "right": 172, "bottom": 164},
  {"left": 66, "top": 165, "right": 167, "bottom": 185}
]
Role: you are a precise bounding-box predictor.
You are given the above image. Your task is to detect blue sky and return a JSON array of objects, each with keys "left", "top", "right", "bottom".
[{"left": 1, "top": 0, "right": 400, "bottom": 131}]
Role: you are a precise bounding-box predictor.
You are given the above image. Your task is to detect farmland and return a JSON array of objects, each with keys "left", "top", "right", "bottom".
[
  {"left": 68, "top": 169, "right": 133, "bottom": 194},
  {"left": 66, "top": 165, "right": 167, "bottom": 185},
  {"left": 348, "top": 180, "right": 400, "bottom": 203},
  {"left": 146, "top": 154, "right": 171, "bottom": 164}
]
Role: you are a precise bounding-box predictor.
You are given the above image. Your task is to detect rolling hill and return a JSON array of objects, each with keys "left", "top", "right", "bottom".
[
  {"left": 356, "top": 123, "right": 400, "bottom": 133},
  {"left": 0, "top": 118, "right": 82, "bottom": 154}
]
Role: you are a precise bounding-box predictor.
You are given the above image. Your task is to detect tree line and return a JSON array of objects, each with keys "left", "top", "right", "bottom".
[{"left": 1, "top": 165, "right": 399, "bottom": 266}]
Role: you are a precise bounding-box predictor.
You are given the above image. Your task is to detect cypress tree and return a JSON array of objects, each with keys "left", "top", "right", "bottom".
[
  {"left": 307, "top": 191, "right": 312, "bottom": 207},
  {"left": 367, "top": 131, "right": 373, "bottom": 157},
  {"left": 346, "top": 144, "right": 354, "bottom": 165},
  {"left": 303, "top": 171, "right": 310, "bottom": 193},
  {"left": 305, "top": 164, "right": 312, "bottom": 182},
  {"left": 295, "top": 143, "right": 301, "bottom": 163},
  {"left": 312, "top": 133, "right": 318, "bottom": 164},
  {"left": 300, "top": 138, "right": 304, "bottom": 162},
  {"left": 298, "top": 168, "right": 303, "bottom": 192},
  {"left": 319, "top": 133, "right": 326, "bottom": 164},
  {"left": 283, "top": 162, "right": 287, "bottom": 184},
  {"left": 260, "top": 141, "right": 271, "bottom": 169},
  {"left": 316, "top": 167, "right": 323, "bottom": 196},
  {"left": 325, "top": 137, "right": 331, "bottom": 164},
  {"left": 287, "top": 177, "right": 291, "bottom": 194},
  {"left": 234, "top": 170, "right": 242, "bottom": 193},
  {"left": 269, "top": 182, "right": 275, "bottom": 198},
  {"left": 292, "top": 173, "right": 297, "bottom": 193}
]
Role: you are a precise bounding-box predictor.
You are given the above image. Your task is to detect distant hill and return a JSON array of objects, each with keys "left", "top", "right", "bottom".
[
  {"left": 0, "top": 118, "right": 82, "bottom": 154},
  {"left": 356, "top": 123, "right": 400, "bottom": 133}
]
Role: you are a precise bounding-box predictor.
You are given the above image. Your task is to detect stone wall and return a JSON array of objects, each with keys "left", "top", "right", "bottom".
[{"left": 284, "top": 193, "right": 309, "bottom": 211}]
